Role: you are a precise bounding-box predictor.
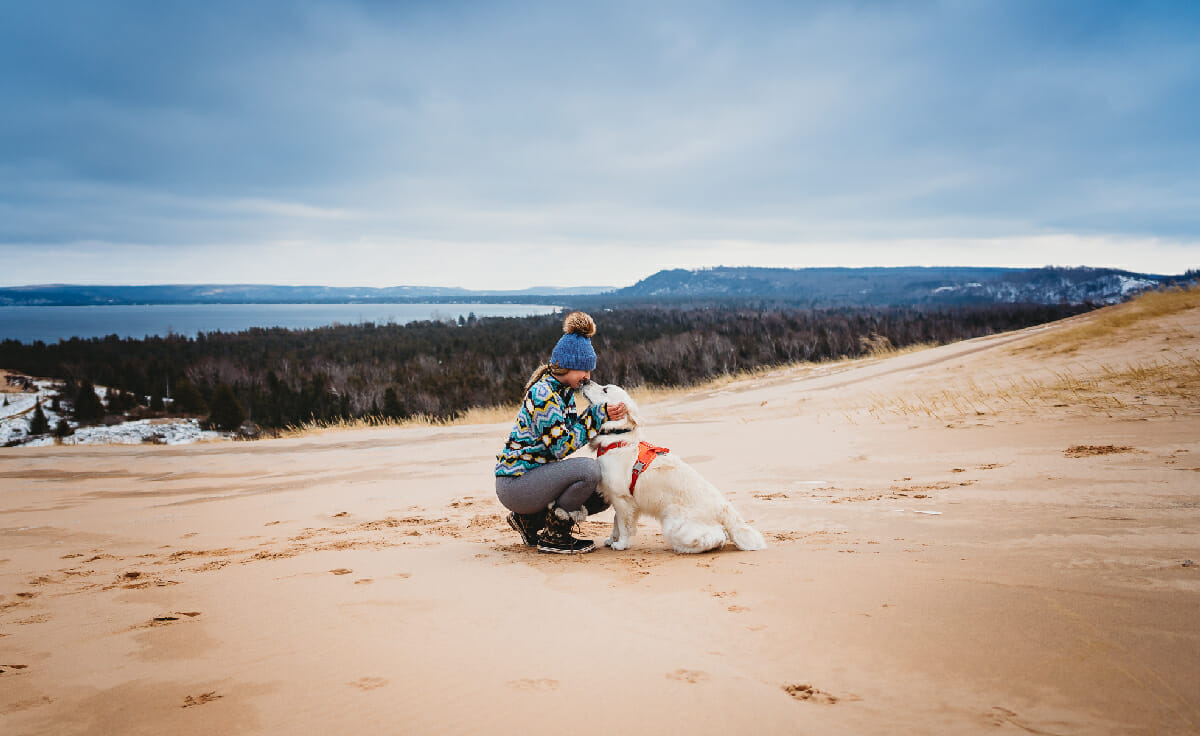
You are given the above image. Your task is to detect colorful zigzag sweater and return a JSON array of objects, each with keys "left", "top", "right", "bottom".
[{"left": 495, "top": 375, "right": 609, "bottom": 476}]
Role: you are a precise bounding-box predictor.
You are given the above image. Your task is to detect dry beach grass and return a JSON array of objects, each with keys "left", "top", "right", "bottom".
[
  {"left": 2, "top": 288, "right": 1199, "bottom": 735},
  {"left": 855, "top": 286, "right": 1200, "bottom": 423}
]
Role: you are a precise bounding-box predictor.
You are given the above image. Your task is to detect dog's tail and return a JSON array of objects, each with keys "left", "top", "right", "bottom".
[{"left": 719, "top": 504, "right": 767, "bottom": 551}]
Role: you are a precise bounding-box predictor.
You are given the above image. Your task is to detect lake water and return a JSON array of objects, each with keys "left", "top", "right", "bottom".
[{"left": 0, "top": 303, "right": 562, "bottom": 344}]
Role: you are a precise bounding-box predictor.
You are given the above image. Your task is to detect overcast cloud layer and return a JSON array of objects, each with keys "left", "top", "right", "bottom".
[{"left": 2, "top": 1, "right": 1198, "bottom": 288}]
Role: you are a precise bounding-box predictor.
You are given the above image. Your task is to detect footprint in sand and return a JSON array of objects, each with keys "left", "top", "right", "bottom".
[
  {"left": 350, "top": 677, "right": 389, "bottom": 691},
  {"left": 666, "top": 669, "right": 709, "bottom": 684},
  {"left": 783, "top": 683, "right": 838, "bottom": 704},
  {"left": 354, "top": 578, "right": 374, "bottom": 585},
  {"left": 181, "top": 691, "right": 222, "bottom": 708},
  {"left": 329, "top": 568, "right": 353, "bottom": 575},
  {"left": 727, "top": 605, "right": 750, "bottom": 613},
  {"left": 2, "top": 599, "right": 29, "bottom": 615},
  {"left": 1064, "top": 444, "right": 1136, "bottom": 458},
  {"left": 507, "top": 678, "right": 560, "bottom": 691},
  {"left": 0, "top": 664, "right": 30, "bottom": 675},
  {"left": 985, "top": 706, "right": 1068, "bottom": 735},
  {"left": 143, "top": 611, "right": 201, "bottom": 628}
]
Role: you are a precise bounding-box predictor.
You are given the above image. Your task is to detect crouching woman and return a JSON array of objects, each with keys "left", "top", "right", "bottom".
[{"left": 494, "top": 311, "right": 626, "bottom": 554}]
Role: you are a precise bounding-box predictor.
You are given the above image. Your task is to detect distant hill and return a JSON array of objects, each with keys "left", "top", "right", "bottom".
[
  {"left": 0, "top": 283, "right": 614, "bottom": 306},
  {"left": 609, "top": 266, "right": 1193, "bottom": 306},
  {"left": 2, "top": 266, "right": 1194, "bottom": 307}
]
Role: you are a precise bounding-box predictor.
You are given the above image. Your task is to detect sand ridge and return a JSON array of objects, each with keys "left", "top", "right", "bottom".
[{"left": 2, "top": 295, "right": 1199, "bottom": 734}]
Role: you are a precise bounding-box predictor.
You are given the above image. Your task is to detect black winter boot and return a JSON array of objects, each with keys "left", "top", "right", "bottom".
[
  {"left": 583, "top": 491, "right": 610, "bottom": 516},
  {"left": 506, "top": 511, "right": 546, "bottom": 547},
  {"left": 537, "top": 512, "right": 596, "bottom": 554}
]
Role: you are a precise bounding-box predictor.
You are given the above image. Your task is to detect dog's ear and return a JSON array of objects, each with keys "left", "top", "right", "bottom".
[{"left": 622, "top": 397, "right": 641, "bottom": 427}]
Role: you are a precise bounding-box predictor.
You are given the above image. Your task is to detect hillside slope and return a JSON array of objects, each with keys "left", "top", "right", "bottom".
[
  {"left": 612, "top": 265, "right": 1185, "bottom": 305},
  {"left": 1, "top": 288, "right": 1197, "bottom": 735}
]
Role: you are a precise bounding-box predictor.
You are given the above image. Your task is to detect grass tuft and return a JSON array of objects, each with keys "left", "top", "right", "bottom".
[
  {"left": 859, "top": 355, "right": 1200, "bottom": 422},
  {"left": 1027, "top": 284, "right": 1200, "bottom": 354},
  {"left": 273, "top": 403, "right": 520, "bottom": 438}
]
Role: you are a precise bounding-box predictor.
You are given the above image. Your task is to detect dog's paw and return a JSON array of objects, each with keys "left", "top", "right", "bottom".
[
  {"left": 603, "top": 536, "right": 616, "bottom": 547},
  {"left": 610, "top": 539, "right": 630, "bottom": 551}
]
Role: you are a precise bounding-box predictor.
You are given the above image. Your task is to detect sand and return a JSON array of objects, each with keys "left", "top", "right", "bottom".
[{"left": 2, "top": 295, "right": 1199, "bottom": 735}]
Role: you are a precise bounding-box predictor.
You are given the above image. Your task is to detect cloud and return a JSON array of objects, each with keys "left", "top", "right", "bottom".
[{"left": 1, "top": 1, "right": 1198, "bottom": 286}]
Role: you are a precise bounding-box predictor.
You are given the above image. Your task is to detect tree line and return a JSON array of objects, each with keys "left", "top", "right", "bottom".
[{"left": 0, "top": 302, "right": 1091, "bottom": 431}]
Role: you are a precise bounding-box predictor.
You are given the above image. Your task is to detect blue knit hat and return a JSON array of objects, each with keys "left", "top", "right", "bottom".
[{"left": 550, "top": 311, "right": 597, "bottom": 371}]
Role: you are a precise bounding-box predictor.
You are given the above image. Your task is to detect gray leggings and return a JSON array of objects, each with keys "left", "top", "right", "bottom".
[{"left": 495, "top": 458, "right": 609, "bottom": 516}]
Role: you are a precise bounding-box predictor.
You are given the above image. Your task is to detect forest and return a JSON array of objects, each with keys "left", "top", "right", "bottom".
[{"left": 0, "top": 302, "right": 1092, "bottom": 432}]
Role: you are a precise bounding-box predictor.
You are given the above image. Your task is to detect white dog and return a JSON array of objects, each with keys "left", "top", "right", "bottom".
[{"left": 579, "top": 381, "right": 767, "bottom": 554}]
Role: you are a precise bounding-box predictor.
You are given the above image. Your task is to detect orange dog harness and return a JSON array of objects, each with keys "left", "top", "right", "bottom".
[{"left": 596, "top": 440, "right": 670, "bottom": 494}]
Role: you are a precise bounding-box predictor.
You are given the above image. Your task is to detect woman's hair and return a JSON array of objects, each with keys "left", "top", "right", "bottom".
[
  {"left": 523, "top": 363, "right": 568, "bottom": 394},
  {"left": 523, "top": 311, "right": 597, "bottom": 393}
]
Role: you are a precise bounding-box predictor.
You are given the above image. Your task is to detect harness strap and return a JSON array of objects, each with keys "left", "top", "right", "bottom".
[
  {"left": 595, "top": 440, "right": 669, "bottom": 494},
  {"left": 596, "top": 440, "right": 627, "bottom": 457},
  {"left": 631, "top": 442, "right": 669, "bottom": 493}
]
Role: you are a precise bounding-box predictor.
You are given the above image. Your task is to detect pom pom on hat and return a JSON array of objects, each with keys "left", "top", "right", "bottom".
[
  {"left": 562, "top": 311, "right": 596, "bottom": 338},
  {"left": 551, "top": 311, "right": 597, "bottom": 371}
]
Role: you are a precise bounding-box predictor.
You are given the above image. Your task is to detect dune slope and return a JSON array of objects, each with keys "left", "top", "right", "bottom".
[{"left": 2, "top": 292, "right": 1199, "bottom": 735}]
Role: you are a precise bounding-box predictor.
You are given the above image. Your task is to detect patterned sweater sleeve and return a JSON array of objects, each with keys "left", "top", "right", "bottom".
[{"left": 528, "top": 382, "right": 607, "bottom": 460}]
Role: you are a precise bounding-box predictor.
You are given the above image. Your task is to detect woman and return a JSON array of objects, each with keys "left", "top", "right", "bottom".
[{"left": 494, "top": 311, "right": 626, "bottom": 554}]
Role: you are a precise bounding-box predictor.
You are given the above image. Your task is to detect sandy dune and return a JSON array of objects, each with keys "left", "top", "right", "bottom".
[{"left": 2, "top": 295, "right": 1199, "bottom": 735}]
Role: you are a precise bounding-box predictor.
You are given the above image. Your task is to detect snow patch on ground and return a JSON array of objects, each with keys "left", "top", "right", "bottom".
[
  {"left": 2, "top": 376, "right": 223, "bottom": 447},
  {"left": 1117, "top": 275, "right": 1157, "bottom": 295},
  {"left": 18, "top": 417, "right": 222, "bottom": 447}
]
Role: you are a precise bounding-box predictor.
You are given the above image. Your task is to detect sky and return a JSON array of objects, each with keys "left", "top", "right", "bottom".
[{"left": 2, "top": 1, "right": 1198, "bottom": 290}]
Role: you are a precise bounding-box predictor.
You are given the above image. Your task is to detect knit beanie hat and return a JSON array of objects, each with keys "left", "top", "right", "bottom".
[{"left": 550, "top": 311, "right": 597, "bottom": 371}]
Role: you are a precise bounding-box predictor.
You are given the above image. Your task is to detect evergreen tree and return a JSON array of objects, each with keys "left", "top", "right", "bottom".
[
  {"left": 54, "top": 418, "right": 73, "bottom": 438},
  {"left": 73, "top": 381, "right": 106, "bottom": 424},
  {"left": 206, "top": 382, "right": 245, "bottom": 431},
  {"left": 150, "top": 392, "right": 164, "bottom": 411},
  {"left": 106, "top": 388, "right": 138, "bottom": 414},
  {"left": 28, "top": 402, "right": 50, "bottom": 435},
  {"left": 171, "top": 380, "right": 208, "bottom": 415},
  {"left": 382, "top": 386, "right": 404, "bottom": 418},
  {"left": 106, "top": 389, "right": 124, "bottom": 414}
]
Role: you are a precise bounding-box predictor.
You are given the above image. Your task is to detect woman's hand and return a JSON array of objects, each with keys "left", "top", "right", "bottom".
[{"left": 606, "top": 402, "right": 627, "bottom": 421}]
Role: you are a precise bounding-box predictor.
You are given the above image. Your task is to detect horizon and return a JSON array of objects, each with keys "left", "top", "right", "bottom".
[
  {"left": 2, "top": 262, "right": 1195, "bottom": 293},
  {"left": 2, "top": 2, "right": 1199, "bottom": 288}
]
